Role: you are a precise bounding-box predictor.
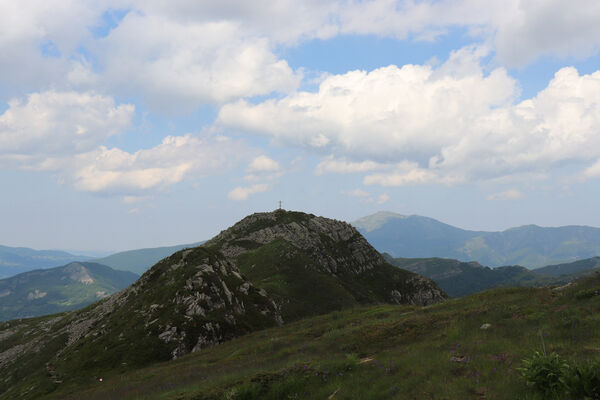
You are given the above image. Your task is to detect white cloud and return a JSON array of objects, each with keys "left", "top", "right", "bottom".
[
  {"left": 316, "top": 156, "right": 389, "bottom": 175},
  {"left": 0, "top": 91, "right": 134, "bottom": 159},
  {"left": 94, "top": 12, "right": 301, "bottom": 110},
  {"left": 219, "top": 48, "right": 600, "bottom": 186},
  {"left": 377, "top": 193, "right": 390, "bottom": 204},
  {"left": 228, "top": 183, "right": 270, "bottom": 201},
  {"left": 247, "top": 155, "right": 280, "bottom": 173},
  {"left": 364, "top": 163, "right": 442, "bottom": 186},
  {"left": 486, "top": 189, "right": 524, "bottom": 201},
  {"left": 583, "top": 159, "right": 600, "bottom": 179},
  {"left": 60, "top": 135, "right": 248, "bottom": 195},
  {"left": 4, "top": 1, "right": 600, "bottom": 108}
]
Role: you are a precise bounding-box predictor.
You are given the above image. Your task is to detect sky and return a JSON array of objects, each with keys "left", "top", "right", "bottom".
[{"left": 1, "top": 0, "right": 600, "bottom": 254}]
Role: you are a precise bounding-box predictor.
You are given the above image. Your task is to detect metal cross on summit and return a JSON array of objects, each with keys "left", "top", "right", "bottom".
[{"left": 278, "top": 200, "right": 282, "bottom": 210}]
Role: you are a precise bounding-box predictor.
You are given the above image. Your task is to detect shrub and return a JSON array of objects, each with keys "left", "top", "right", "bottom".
[
  {"left": 574, "top": 288, "right": 600, "bottom": 300},
  {"left": 518, "top": 351, "right": 568, "bottom": 398},
  {"left": 561, "top": 358, "right": 600, "bottom": 399}
]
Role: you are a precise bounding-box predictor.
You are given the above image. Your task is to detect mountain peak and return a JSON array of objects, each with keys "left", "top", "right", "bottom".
[{"left": 351, "top": 211, "right": 411, "bottom": 232}]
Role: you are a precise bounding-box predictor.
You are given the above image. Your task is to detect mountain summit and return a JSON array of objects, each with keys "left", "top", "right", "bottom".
[
  {"left": 353, "top": 211, "right": 600, "bottom": 267},
  {"left": 0, "top": 210, "right": 445, "bottom": 399}
]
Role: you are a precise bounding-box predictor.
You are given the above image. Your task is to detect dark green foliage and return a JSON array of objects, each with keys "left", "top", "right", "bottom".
[
  {"left": 574, "top": 287, "right": 600, "bottom": 299},
  {"left": 561, "top": 358, "right": 600, "bottom": 399},
  {"left": 519, "top": 353, "right": 600, "bottom": 399},
  {"left": 518, "top": 351, "right": 567, "bottom": 397}
]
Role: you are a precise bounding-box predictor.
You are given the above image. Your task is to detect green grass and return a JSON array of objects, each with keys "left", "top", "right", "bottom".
[{"left": 33, "top": 272, "right": 600, "bottom": 400}]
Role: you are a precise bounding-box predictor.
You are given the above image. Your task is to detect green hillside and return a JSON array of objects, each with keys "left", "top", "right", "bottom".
[
  {"left": 93, "top": 242, "right": 204, "bottom": 275},
  {"left": 0, "top": 245, "right": 91, "bottom": 278},
  {"left": 20, "top": 272, "right": 600, "bottom": 400},
  {"left": 384, "top": 255, "right": 564, "bottom": 297},
  {"left": 0, "top": 262, "right": 137, "bottom": 321},
  {"left": 535, "top": 256, "right": 600, "bottom": 277},
  {"left": 0, "top": 210, "right": 444, "bottom": 400},
  {"left": 353, "top": 212, "right": 600, "bottom": 268}
]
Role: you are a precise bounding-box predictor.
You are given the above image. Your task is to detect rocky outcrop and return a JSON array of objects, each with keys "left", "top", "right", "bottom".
[
  {"left": 207, "top": 211, "right": 387, "bottom": 275},
  {"left": 208, "top": 210, "right": 447, "bottom": 309}
]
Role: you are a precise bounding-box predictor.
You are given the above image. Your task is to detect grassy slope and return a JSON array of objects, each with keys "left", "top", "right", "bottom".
[
  {"left": 41, "top": 272, "right": 600, "bottom": 400},
  {"left": 234, "top": 239, "right": 419, "bottom": 322}
]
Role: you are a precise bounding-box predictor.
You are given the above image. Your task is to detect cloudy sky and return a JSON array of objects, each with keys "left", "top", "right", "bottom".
[{"left": 2, "top": 0, "right": 600, "bottom": 253}]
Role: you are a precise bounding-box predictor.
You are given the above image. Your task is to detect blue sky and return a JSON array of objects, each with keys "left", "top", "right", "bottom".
[{"left": 1, "top": 1, "right": 600, "bottom": 253}]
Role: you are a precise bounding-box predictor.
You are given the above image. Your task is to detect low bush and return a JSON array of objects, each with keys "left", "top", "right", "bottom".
[
  {"left": 518, "top": 351, "right": 567, "bottom": 398},
  {"left": 560, "top": 358, "right": 600, "bottom": 399},
  {"left": 519, "top": 351, "right": 600, "bottom": 399}
]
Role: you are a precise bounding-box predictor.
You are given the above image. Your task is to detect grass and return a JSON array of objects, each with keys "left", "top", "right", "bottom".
[{"left": 34, "top": 272, "right": 600, "bottom": 400}]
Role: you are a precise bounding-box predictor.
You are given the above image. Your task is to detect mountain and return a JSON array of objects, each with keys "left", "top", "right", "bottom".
[
  {"left": 534, "top": 256, "right": 600, "bottom": 277},
  {"left": 384, "top": 255, "right": 561, "bottom": 297},
  {"left": 353, "top": 211, "right": 600, "bottom": 268},
  {"left": 0, "top": 209, "right": 445, "bottom": 399},
  {"left": 4, "top": 269, "right": 600, "bottom": 399},
  {"left": 93, "top": 241, "right": 204, "bottom": 275},
  {"left": 0, "top": 245, "right": 91, "bottom": 278},
  {"left": 0, "top": 262, "right": 138, "bottom": 321}
]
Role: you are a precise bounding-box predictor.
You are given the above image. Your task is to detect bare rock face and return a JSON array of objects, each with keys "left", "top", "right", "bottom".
[
  {"left": 207, "top": 210, "right": 447, "bottom": 310},
  {"left": 206, "top": 210, "right": 386, "bottom": 275}
]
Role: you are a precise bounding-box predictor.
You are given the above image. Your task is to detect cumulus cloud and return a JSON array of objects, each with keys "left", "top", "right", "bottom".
[
  {"left": 316, "top": 156, "right": 389, "bottom": 175},
  {"left": 486, "top": 189, "right": 524, "bottom": 201},
  {"left": 0, "top": 91, "right": 249, "bottom": 195},
  {"left": 0, "top": 91, "right": 134, "bottom": 159},
  {"left": 583, "top": 159, "right": 600, "bottom": 179},
  {"left": 4, "top": 1, "right": 600, "bottom": 107},
  {"left": 219, "top": 48, "right": 600, "bottom": 186},
  {"left": 95, "top": 12, "right": 300, "bottom": 110},
  {"left": 247, "top": 155, "right": 280, "bottom": 173},
  {"left": 228, "top": 183, "right": 270, "bottom": 201},
  {"left": 56, "top": 135, "right": 248, "bottom": 195},
  {"left": 377, "top": 193, "right": 390, "bottom": 204}
]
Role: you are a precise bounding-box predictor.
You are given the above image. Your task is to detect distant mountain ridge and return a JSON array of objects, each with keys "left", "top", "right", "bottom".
[
  {"left": 385, "top": 254, "right": 600, "bottom": 297},
  {"left": 0, "top": 245, "right": 91, "bottom": 278},
  {"left": 93, "top": 241, "right": 204, "bottom": 275},
  {"left": 0, "top": 262, "right": 137, "bottom": 321},
  {"left": 353, "top": 212, "right": 600, "bottom": 268}
]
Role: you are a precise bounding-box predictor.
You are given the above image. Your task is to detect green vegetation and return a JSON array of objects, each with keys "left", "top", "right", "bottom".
[
  {"left": 10, "top": 272, "right": 598, "bottom": 400},
  {"left": 519, "top": 351, "right": 600, "bottom": 399},
  {"left": 0, "top": 262, "right": 137, "bottom": 320}
]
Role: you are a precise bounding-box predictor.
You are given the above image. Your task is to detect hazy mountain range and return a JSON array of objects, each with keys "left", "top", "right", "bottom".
[
  {"left": 353, "top": 211, "right": 600, "bottom": 268},
  {"left": 0, "top": 245, "right": 92, "bottom": 278},
  {"left": 92, "top": 242, "right": 204, "bottom": 275},
  {"left": 0, "top": 262, "right": 137, "bottom": 321}
]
